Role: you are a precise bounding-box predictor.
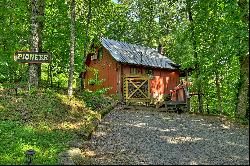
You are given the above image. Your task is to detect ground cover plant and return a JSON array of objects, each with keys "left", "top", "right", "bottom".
[{"left": 0, "top": 84, "right": 116, "bottom": 164}]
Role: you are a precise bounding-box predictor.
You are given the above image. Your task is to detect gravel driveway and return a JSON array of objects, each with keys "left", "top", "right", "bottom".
[{"left": 84, "top": 105, "right": 249, "bottom": 165}]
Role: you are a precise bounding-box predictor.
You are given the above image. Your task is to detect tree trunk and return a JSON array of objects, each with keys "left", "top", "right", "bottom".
[
  {"left": 236, "top": 55, "right": 249, "bottom": 118},
  {"left": 37, "top": 0, "right": 44, "bottom": 84},
  {"left": 236, "top": 0, "right": 249, "bottom": 118},
  {"left": 29, "top": 0, "right": 44, "bottom": 87},
  {"left": 82, "top": 0, "right": 91, "bottom": 65},
  {"left": 68, "top": 0, "right": 76, "bottom": 97},
  {"left": 186, "top": 0, "right": 203, "bottom": 113},
  {"left": 81, "top": 0, "right": 91, "bottom": 90},
  {"left": 215, "top": 70, "right": 222, "bottom": 114}
]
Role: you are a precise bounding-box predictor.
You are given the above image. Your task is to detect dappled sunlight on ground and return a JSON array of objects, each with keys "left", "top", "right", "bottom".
[
  {"left": 160, "top": 135, "right": 204, "bottom": 144},
  {"left": 84, "top": 150, "right": 96, "bottom": 157},
  {"left": 226, "top": 141, "right": 249, "bottom": 148},
  {"left": 84, "top": 107, "right": 249, "bottom": 165},
  {"left": 55, "top": 93, "right": 87, "bottom": 110},
  {"left": 131, "top": 122, "right": 147, "bottom": 128},
  {"left": 148, "top": 126, "right": 177, "bottom": 132},
  {"left": 94, "top": 131, "right": 107, "bottom": 138},
  {"left": 0, "top": 88, "right": 116, "bottom": 165},
  {"left": 221, "top": 123, "right": 230, "bottom": 129},
  {"left": 56, "top": 121, "right": 86, "bottom": 130},
  {"left": 189, "top": 160, "right": 198, "bottom": 165}
]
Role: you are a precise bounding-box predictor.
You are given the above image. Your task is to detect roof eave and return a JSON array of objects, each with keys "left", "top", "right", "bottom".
[{"left": 120, "top": 61, "right": 178, "bottom": 70}]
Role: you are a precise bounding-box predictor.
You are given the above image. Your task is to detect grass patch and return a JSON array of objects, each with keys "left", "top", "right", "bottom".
[
  {"left": 0, "top": 121, "right": 76, "bottom": 165},
  {"left": 0, "top": 85, "right": 117, "bottom": 165}
]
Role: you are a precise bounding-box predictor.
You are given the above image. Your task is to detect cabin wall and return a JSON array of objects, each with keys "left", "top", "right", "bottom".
[
  {"left": 150, "top": 68, "right": 179, "bottom": 103},
  {"left": 84, "top": 48, "right": 119, "bottom": 94},
  {"left": 150, "top": 68, "right": 180, "bottom": 95},
  {"left": 85, "top": 48, "right": 180, "bottom": 99},
  {"left": 122, "top": 65, "right": 180, "bottom": 97}
]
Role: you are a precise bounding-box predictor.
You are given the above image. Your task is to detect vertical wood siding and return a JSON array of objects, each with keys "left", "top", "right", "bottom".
[
  {"left": 84, "top": 48, "right": 119, "bottom": 94},
  {"left": 122, "top": 65, "right": 179, "bottom": 96},
  {"left": 85, "top": 48, "right": 180, "bottom": 97}
]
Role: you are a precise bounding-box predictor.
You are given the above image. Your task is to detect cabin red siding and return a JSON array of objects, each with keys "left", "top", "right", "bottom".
[
  {"left": 149, "top": 69, "right": 179, "bottom": 96},
  {"left": 85, "top": 48, "right": 180, "bottom": 97},
  {"left": 84, "top": 48, "right": 119, "bottom": 94},
  {"left": 119, "top": 64, "right": 179, "bottom": 96}
]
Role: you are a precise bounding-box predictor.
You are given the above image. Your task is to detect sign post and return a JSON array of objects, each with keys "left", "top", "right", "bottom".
[
  {"left": 14, "top": 51, "right": 51, "bottom": 63},
  {"left": 14, "top": 51, "right": 51, "bottom": 90}
]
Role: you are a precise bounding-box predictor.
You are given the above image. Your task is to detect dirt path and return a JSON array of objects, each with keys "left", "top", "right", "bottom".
[{"left": 83, "top": 106, "right": 249, "bottom": 165}]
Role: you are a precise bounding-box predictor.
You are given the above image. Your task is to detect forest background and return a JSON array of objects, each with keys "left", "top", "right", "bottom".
[{"left": 0, "top": 0, "right": 249, "bottom": 119}]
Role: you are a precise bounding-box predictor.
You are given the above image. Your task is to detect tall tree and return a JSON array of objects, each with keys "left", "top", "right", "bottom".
[
  {"left": 29, "top": 0, "right": 45, "bottom": 87},
  {"left": 68, "top": 0, "right": 76, "bottom": 96},
  {"left": 80, "top": 0, "right": 92, "bottom": 90},
  {"left": 82, "top": 0, "right": 91, "bottom": 64},
  {"left": 236, "top": 0, "right": 249, "bottom": 118},
  {"left": 186, "top": 0, "right": 203, "bottom": 113},
  {"left": 215, "top": 70, "right": 222, "bottom": 113}
]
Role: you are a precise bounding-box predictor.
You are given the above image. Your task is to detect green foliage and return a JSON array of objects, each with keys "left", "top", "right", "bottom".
[
  {"left": 161, "top": 0, "right": 248, "bottom": 116},
  {"left": 88, "top": 78, "right": 104, "bottom": 86},
  {"left": 28, "top": 87, "right": 38, "bottom": 95},
  {"left": 0, "top": 0, "right": 248, "bottom": 164},
  {"left": 0, "top": 0, "right": 248, "bottom": 130},
  {"left": 86, "top": 67, "right": 104, "bottom": 86},
  {"left": 0, "top": 121, "right": 75, "bottom": 165},
  {"left": 0, "top": 87, "right": 117, "bottom": 164},
  {"left": 0, "top": 0, "right": 30, "bottom": 83},
  {"left": 81, "top": 88, "right": 111, "bottom": 111}
]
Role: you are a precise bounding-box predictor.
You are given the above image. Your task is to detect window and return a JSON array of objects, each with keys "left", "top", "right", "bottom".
[
  {"left": 91, "top": 53, "right": 98, "bottom": 60},
  {"left": 130, "top": 67, "right": 138, "bottom": 74}
]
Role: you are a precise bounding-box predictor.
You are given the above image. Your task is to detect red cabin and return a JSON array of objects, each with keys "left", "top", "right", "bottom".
[{"left": 84, "top": 38, "right": 182, "bottom": 104}]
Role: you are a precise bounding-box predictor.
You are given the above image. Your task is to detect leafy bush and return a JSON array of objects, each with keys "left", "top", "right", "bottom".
[{"left": 81, "top": 88, "right": 111, "bottom": 111}]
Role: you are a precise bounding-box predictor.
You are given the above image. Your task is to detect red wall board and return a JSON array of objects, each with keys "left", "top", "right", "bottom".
[
  {"left": 84, "top": 48, "right": 118, "bottom": 94},
  {"left": 85, "top": 48, "right": 180, "bottom": 96}
]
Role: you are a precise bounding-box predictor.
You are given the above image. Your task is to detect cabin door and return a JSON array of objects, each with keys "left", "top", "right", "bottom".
[{"left": 123, "top": 75, "right": 150, "bottom": 104}]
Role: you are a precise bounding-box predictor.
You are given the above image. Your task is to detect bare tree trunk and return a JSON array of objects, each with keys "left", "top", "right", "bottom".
[
  {"left": 68, "top": 0, "right": 76, "bottom": 97},
  {"left": 37, "top": 0, "right": 45, "bottom": 84},
  {"left": 215, "top": 70, "right": 222, "bottom": 114},
  {"left": 236, "top": 0, "right": 249, "bottom": 118},
  {"left": 236, "top": 55, "right": 249, "bottom": 118},
  {"left": 48, "top": 63, "right": 53, "bottom": 87},
  {"left": 82, "top": 0, "right": 91, "bottom": 66},
  {"left": 29, "top": 0, "right": 39, "bottom": 87},
  {"left": 29, "top": 0, "right": 44, "bottom": 87},
  {"left": 186, "top": 0, "right": 203, "bottom": 113}
]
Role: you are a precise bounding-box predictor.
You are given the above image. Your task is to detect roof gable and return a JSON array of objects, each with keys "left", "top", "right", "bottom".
[{"left": 100, "top": 37, "right": 179, "bottom": 69}]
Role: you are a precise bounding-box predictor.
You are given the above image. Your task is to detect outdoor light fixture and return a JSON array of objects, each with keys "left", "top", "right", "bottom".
[{"left": 25, "top": 149, "right": 35, "bottom": 165}]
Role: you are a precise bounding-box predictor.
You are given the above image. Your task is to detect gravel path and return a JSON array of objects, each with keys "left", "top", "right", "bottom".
[{"left": 84, "top": 106, "right": 249, "bottom": 165}]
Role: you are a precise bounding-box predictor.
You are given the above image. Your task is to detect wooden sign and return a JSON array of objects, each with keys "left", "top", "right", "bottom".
[{"left": 14, "top": 51, "right": 51, "bottom": 63}]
